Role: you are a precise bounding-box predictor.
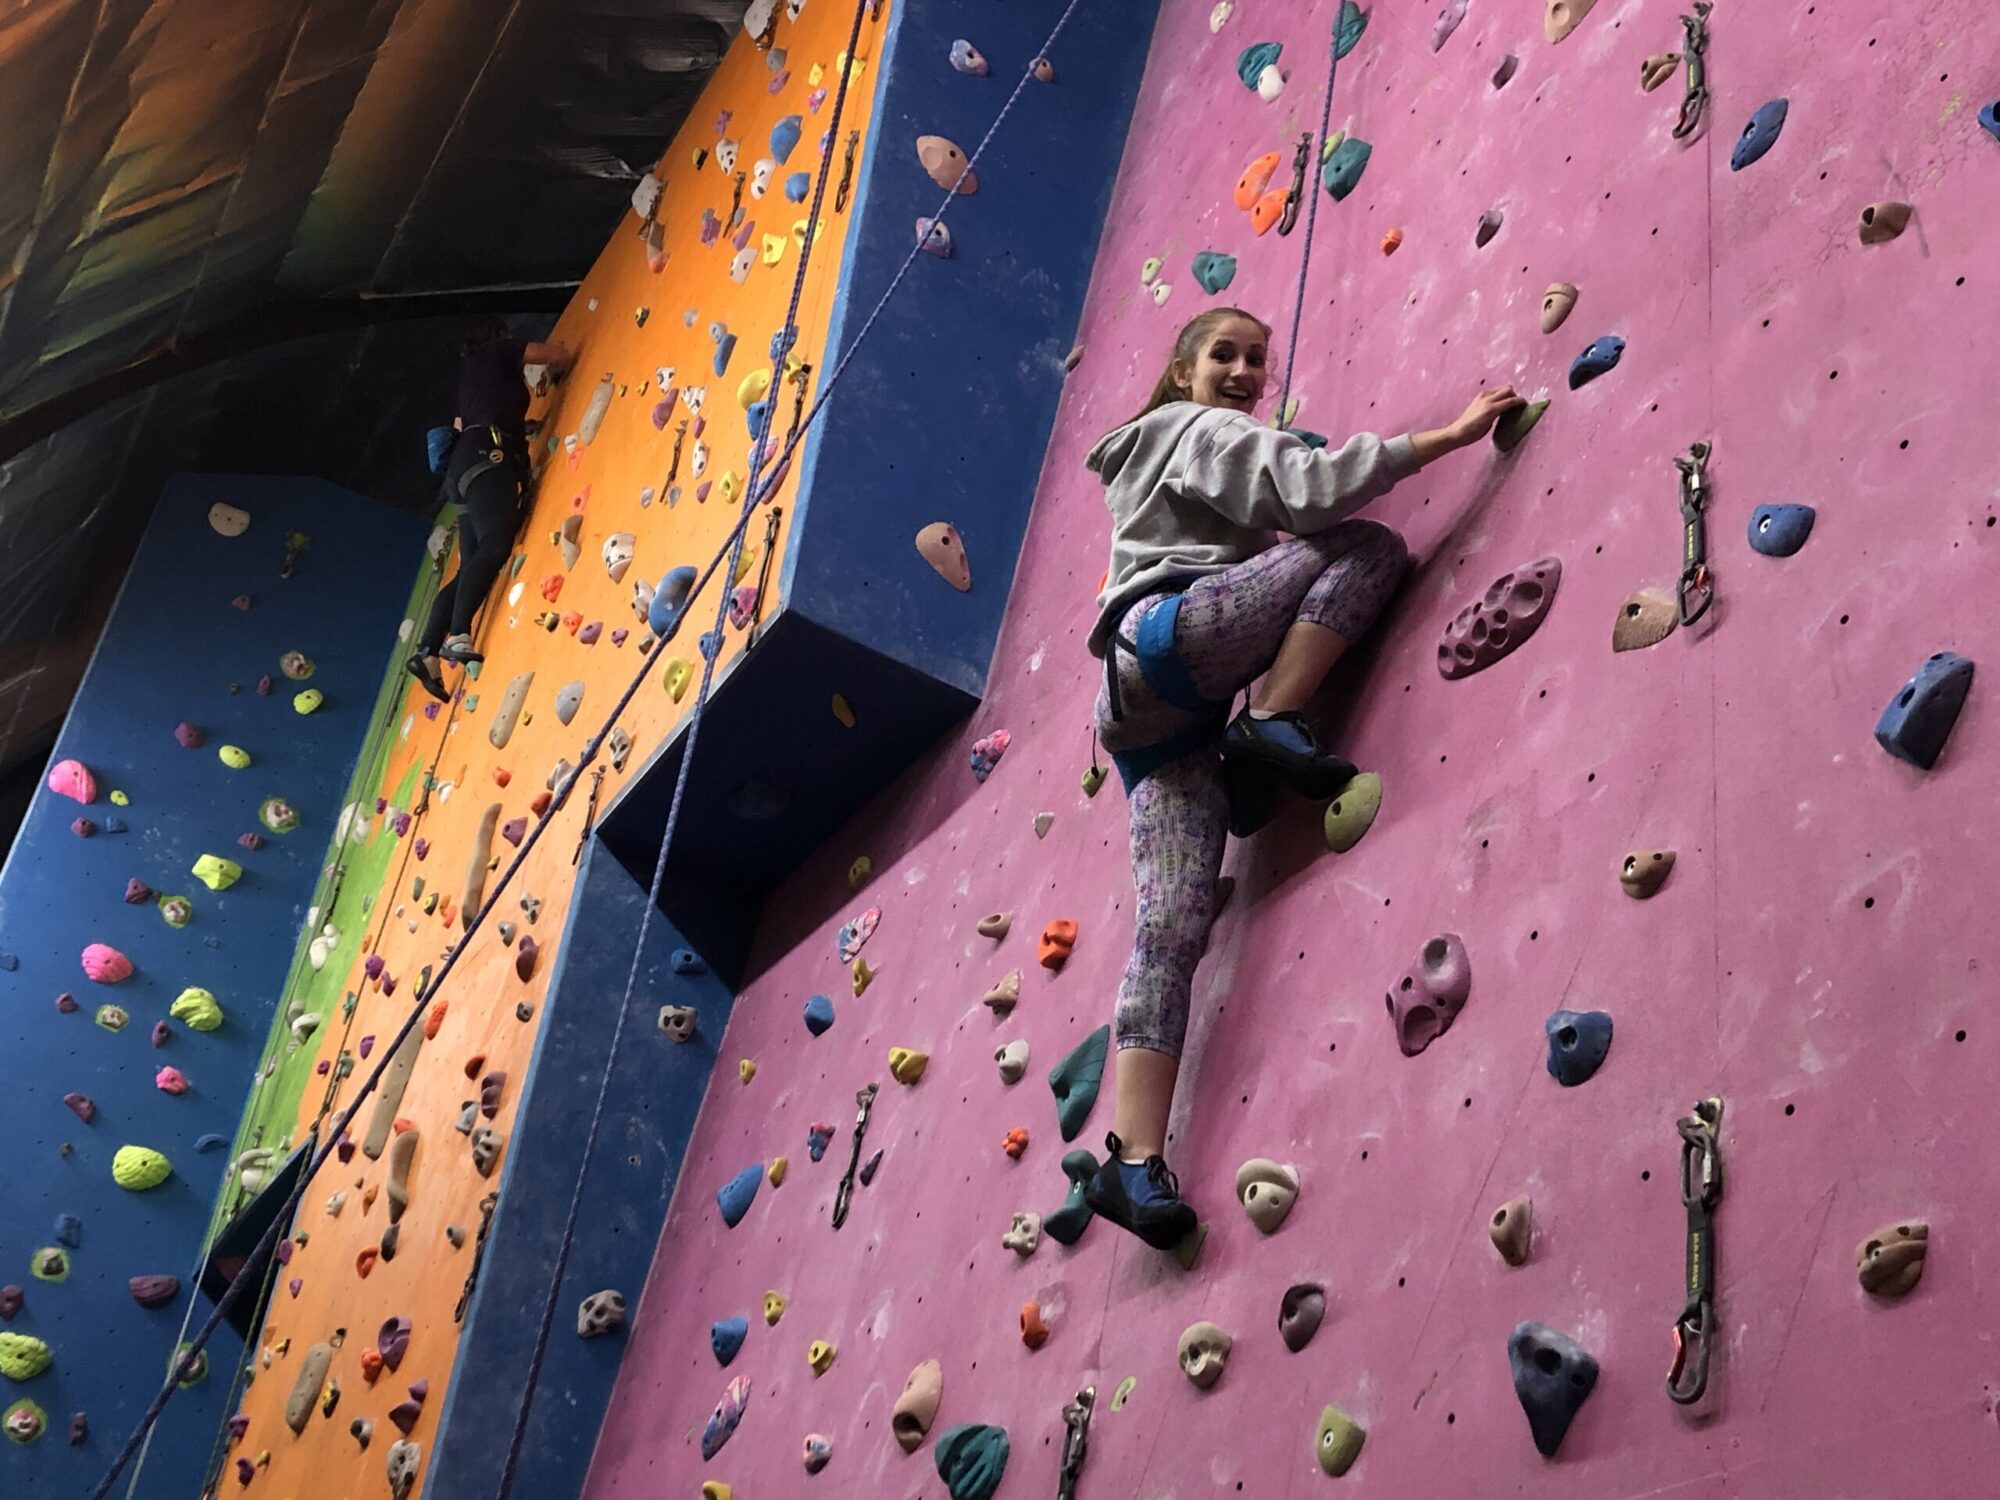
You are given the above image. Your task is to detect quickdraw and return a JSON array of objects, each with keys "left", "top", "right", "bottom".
[
  {"left": 1674, "top": 440, "right": 1713, "bottom": 626},
  {"left": 835, "top": 129, "right": 861, "bottom": 213},
  {"left": 746, "top": 507, "right": 782, "bottom": 646},
  {"left": 727, "top": 172, "right": 747, "bottom": 234},
  {"left": 1672, "top": 2, "right": 1713, "bottom": 142},
  {"left": 786, "top": 360, "right": 813, "bottom": 446},
  {"left": 1277, "top": 131, "right": 1312, "bottom": 237},
  {"left": 572, "top": 765, "right": 605, "bottom": 866},
  {"left": 1668, "top": 1097, "right": 1723, "bottom": 1404},
  {"left": 1057, "top": 1385, "right": 1094, "bottom": 1500},
  {"left": 830, "top": 1081, "right": 879, "bottom": 1229},
  {"left": 453, "top": 1190, "right": 501, "bottom": 1324},
  {"left": 666, "top": 421, "right": 688, "bottom": 487}
]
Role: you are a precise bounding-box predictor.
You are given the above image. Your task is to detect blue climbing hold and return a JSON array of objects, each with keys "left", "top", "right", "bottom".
[
  {"left": 1321, "top": 137, "right": 1372, "bottom": 201},
  {"left": 934, "top": 1422, "right": 1012, "bottom": 1500},
  {"left": 195, "top": 1134, "right": 228, "bottom": 1153},
  {"left": 711, "top": 1316, "right": 749, "bottom": 1366},
  {"left": 1545, "top": 1010, "right": 1613, "bottom": 1086},
  {"left": 807, "top": 1123, "right": 834, "bottom": 1161},
  {"left": 699, "top": 630, "right": 721, "bottom": 663},
  {"left": 949, "top": 39, "right": 988, "bottom": 76},
  {"left": 747, "top": 398, "right": 773, "bottom": 442},
  {"left": 53, "top": 1214, "right": 82, "bottom": 1249},
  {"left": 1236, "top": 41, "right": 1282, "bottom": 91},
  {"left": 1747, "top": 503, "right": 1815, "bottom": 558},
  {"left": 712, "top": 332, "right": 737, "bottom": 377},
  {"left": 803, "top": 994, "right": 835, "bottom": 1035},
  {"left": 784, "top": 171, "right": 811, "bottom": 202},
  {"left": 1730, "top": 98, "right": 1788, "bottom": 171},
  {"left": 770, "top": 115, "right": 803, "bottom": 165},
  {"left": 769, "top": 325, "right": 798, "bottom": 364},
  {"left": 649, "top": 566, "right": 697, "bottom": 638},
  {"left": 1568, "top": 335, "right": 1625, "bottom": 390},
  {"left": 717, "top": 1164, "right": 763, "bottom": 1227},
  {"left": 1875, "top": 652, "right": 1975, "bottom": 770},
  {"left": 1336, "top": 0, "right": 1369, "bottom": 60},
  {"left": 1190, "top": 251, "right": 1237, "bottom": 295},
  {"left": 671, "top": 949, "right": 706, "bottom": 975},
  {"left": 1508, "top": 1321, "right": 1599, "bottom": 1457},
  {"left": 1981, "top": 99, "right": 2000, "bottom": 142},
  {"left": 426, "top": 426, "right": 454, "bottom": 474}
]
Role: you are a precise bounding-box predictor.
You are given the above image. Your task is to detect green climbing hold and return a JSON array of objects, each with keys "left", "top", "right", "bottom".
[
  {"left": 171, "top": 987, "right": 224, "bottom": 1031},
  {"left": 934, "top": 1423, "right": 1010, "bottom": 1500},
  {"left": 192, "top": 855, "right": 241, "bottom": 891},
  {"left": 1191, "top": 251, "right": 1237, "bottom": 295},
  {"left": 1493, "top": 399, "right": 1549, "bottom": 454},
  {"left": 1049, "top": 1025, "right": 1110, "bottom": 1142},
  {"left": 1323, "top": 772, "right": 1382, "bottom": 853},
  {"left": 0, "top": 1332, "right": 53, "bottom": 1381},
  {"left": 157, "top": 894, "right": 192, "bottom": 927},
  {"left": 95, "top": 1004, "right": 130, "bottom": 1032},
  {"left": 1315, "top": 1404, "right": 1366, "bottom": 1475},
  {"left": 217, "top": 745, "right": 251, "bottom": 770},
  {"left": 3, "top": 1397, "right": 45, "bottom": 1443},
  {"left": 1321, "top": 137, "right": 1371, "bottom": 201},
  {"left": 1336, "top": 0, "right": 1368, "bottom": 59},
  {"left": 1110, "top": 1375, "right": 1138, "bottom": 1410},
  {"left": 293, "top": 689, "right": 323, "bottom": 714},
  {"left": 170, "top": 1343, "right": 207, "bottom": 1387},
  {"left": 112, "top": 1146, "right": 172, "bottom": 1191},
  {"left": 29, "top": 1247, "right": 69, "bottom": 1283},
  {"left": 259, "top": 798, "right": 300, "bottom": 834}
]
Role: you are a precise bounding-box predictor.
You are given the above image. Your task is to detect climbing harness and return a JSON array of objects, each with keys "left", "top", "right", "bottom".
[
  {"left": 571, "top": 766, "right": 605, "bottom": 865},
  {"left": 452, "top": 424, "right": 519, "bottom": 502},
  {"left": 830, "top": 1081, "right": 879, "bottom": 1229},
  {"left": 453, "top": 1191, "right": 501, "bottom": 1325},
  {"left": 1672, "top": 2, "right": 1713, "bottom": 142},
  {"left": 1276, "top": 132, "right": 1312, "bottom": 237},
  {"left": 835, "top": 129, "right": 861, "bottom": 213},
  {"left": 1057, "top": 1385, "right": 1095, "bottom": 1499},
  {"left": 1674, "top": 440, "right": 1713, "bottom": 626},
  {"left": 1668, "top": 1097, "right": 1724, "bottom": 1405}
]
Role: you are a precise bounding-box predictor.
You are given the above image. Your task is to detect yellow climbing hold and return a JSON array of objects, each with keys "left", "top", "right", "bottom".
[
  {"left": 293, "top": 689, "right": 324, "bottom": 714},
  {"left": 192, "top": 854, "right": 242, "bottom": 891},
  {"left": 761, "top": 233, "right": 786, "bottom": 266},
  {"left": 0, "top": 1332, "right": 54, "bottom": 1381},
  {"left": 739, "top": 1059, "right": 758, "bottom": 1085},
  {"left": 807, "top": 1339, "right": 836, "bottom": 1376},
  {"left": 700, "top": 1485, "right": 731, "bottom": 1500},
  {"left": 112, "top": 1146, "right": 172, "bottom": 1191},
  {"left": 768, "top": 1156, "right": 788, "bottom": 1186},
  {"left": 851, "top": 956, "right": 875, "bottom": 996},
  {"left": 217, "top": 745, "right": 251, "bottom": 770},
  {"left": 662, "top": 658, "right": 693, "bottom": 703},
  {"left": 830, "top": 694, "right": 855, "bottom": 728},
  {"left": 1110, "top": 1374, "right": 1139, "bottom": 1410},
  {"left": 888, "top": 1048, "right": 930, "bottom": 1085},
  {"left": 731, "top": 546, "right": 757, "bottom": 586},
  {"left": 847, "top": 856, "right": 871, "bottom": 890},
  {"left": 763, "top": 1292, "right": 786, "bottom": 1325},
  {"left": 737, "top": 369, "right": 772, "bottom": 408},
  {"left": 109, "top": 790, "right": 129, "bottom": 807},
  {"left": 836, "top": 50, "right": 864, "bottom": 78},
  {"left": 809, "top": 62, "right": 824, "bottom": 85},
  {"left": 170, "top": 986, "right": 224, "bottom": 1032},
  {"left": 718, "top": 471, "right": 740, "bottom": 506}
]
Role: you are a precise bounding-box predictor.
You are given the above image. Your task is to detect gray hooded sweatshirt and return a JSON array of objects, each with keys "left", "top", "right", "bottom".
[{"left": 1085, "top": 403, "right": 1418, "bottom": 657}]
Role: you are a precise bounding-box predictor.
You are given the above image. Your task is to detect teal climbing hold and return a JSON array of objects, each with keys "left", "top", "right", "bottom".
[
  {"left": 1190, "top": 251, "right": 1237, "bottom": 295},
  {"left": 711, "top": 1316, "right": 748, "bottom": 1366},
  {"left": 717, "top": 1164, "right": 763, "bottom": 1227},
  {"left": 1236, "top": 41, "right": 1281, "bottom": 91},
  {"left": 1043, "top": 1148, "right": 1100, "bottom": 1245},
  {"left": 934, "top": 1423, "right": 1011, "bottom": 1500},
  {"left": 1321, "top": 137, "right": 1371, "bottom": 201},
  {"left": 1335, "top": 0, "right": 1368, "bottom": 60},
  {"left": 1049, "top": 1025, "right": 1110, "bottom": 1142}
]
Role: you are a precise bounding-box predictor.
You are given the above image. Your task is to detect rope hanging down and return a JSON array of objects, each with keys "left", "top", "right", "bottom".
[
  {"left": 86, "top": 0, "right": 1091, "bottom": 1494},
  {"left": 1274, "top": 5, "right": 1353, "bottom": 427}
]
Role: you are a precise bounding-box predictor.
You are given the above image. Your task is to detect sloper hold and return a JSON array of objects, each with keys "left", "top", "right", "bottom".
[
  {"left": 363, "top": 1029, "right": 423, "bottom": 1159},
  {"left": 489, "top": 672, "right": 534, "bottom": 749},
  {"left": 1492, "top": 399, "right": 1548, "bottom": 454},
  {"left": 1316, "top": 1405, "right": 1366, "bottom": 1476},
  {"left": 1235, "top": 1159, "right": 1299, "bottom": 1232},
  {"left": 1509, "top": 1321, "right": 1599, "bottom": 1455},
  {"left": 1731, "top": 99, "right": 1788, "bottom": 171},
  {"left": 1611, "top": 587, "right": 1677, "bottom": 652},
  {"left": 1236, "top": 40, "right": 1281, "bottom": 91},
  {"left": 1875, "top": 652, "right": 1974, "bottom": 769},
  {"left": 1474, "top": 208, "right": 1504, "bottom": 247},
  {"left": 1568, "top": 336, "right": 1624, "bottom": 389},
  {"left": 892, "top": 1358, "right": 944, "bottom": 1452},
  {"left": 1540, "top": 283, "right": 1578, "bottom": 334},
  {"left": 711, "top": 1317, "right": 748, "bottom": 1365},
  {"left": 385, "top": 1129, "right": 418, "bottom": 1223},
  {"left": 916, "top": 523, "right": 971, "bottom": 590},
  {"left": 1049, "top": 1025, "right": 1110, "bottom": 1141},
  {"left": 284, "top": 1342, "right": 334, "bottom": 1434},
  {"left": 1489, "top": 1196, "right": 1533, "bottom": 1265},
  {"left": 1748, "top": 503, "right": 1815, "bottom": 557},
  {"left": 1856, "top": 1221, "right": 1927, "bottom": 1296},
  {"left": 1323, "top": 771, "right": 1382, "bottom": 852},
  {"left": 718, "top": 1163, "right": 763, "bottom": 1226},
  {"left": 916, "top": 135, "right": 977, "bottom": 194},
  {"left": 934, "top": 1422, "right": 1010, "bottom": 1500},
  {"left": 1043, "top": 1148, "right": 1100, "bottom": 1244},
  {"left": 1279, "top": 1283, "right": 1325, "bottom": 1351},
  {"left": 1545, "top": 1009, "right": 1614, "bottom": 1086},
  {"left": 555, "top": 680, "right": 584, "bottom": 726},
  {"left": 995, "top": 1039, "right": 1029, "bottom": 1084},
  {"left": 1321, "top": 136, "right": 1371, "bottom": 201},
  {"left": 1190, "top": 251, "right": 1237, "bottom": 295},
  {"left": 1438, "top": 558, "right": 1561, "bottom": 679},
  {"left": 1544, "top": 0, "right": 1597, "bottom": 44},
  {"left": 1619, "top": 849, "right": 1675, "bottom": 898},
  {"left": 1388, "top": 933, "right": 1472, "bottom": 1055}
]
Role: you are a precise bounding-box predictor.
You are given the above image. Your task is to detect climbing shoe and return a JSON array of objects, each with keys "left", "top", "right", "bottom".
[
  {"left": 1221, "top": 708, "right": 1356, "bottom": 801},
  {"left": 437, "top": 637, "right": 484, "bottom": 666},
  {"left": 1084, "top": 1134, "right": 1197, "bottom": 1251},
  {"left": 1223, "top": 755, "right": 1283, "bottom": 838},
  {"left": 405, "top": 653, "right": 448, "bottom": 704}
]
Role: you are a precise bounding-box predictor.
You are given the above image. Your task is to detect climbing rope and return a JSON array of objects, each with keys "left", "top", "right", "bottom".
[
  {"left": 87, "top": 0, "right": 1091, "bottom": 1492},
  {"left": 1273, "top": 8, "right": 1349, "bottom": 429}
]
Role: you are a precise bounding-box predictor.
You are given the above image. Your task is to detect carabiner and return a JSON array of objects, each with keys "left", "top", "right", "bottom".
[
  {"left": 1674, "top": 441, "right": 1713, "bottom": 626},
  {"left": 1672, "top": 2, "right": 1712, "bottom": 141},
  {"left": 1277, "top": 132, "right": 1312, "bottom": 237},
  {"left": 1668, "top": 1097, "right": 1723, "bottom": 1404},
  {"left": 1057, "top": 1386, "right": 1095, "bottom": 1500},
  {"left": 830, "top": 1081, "right": 878, "bottom": 1229}
]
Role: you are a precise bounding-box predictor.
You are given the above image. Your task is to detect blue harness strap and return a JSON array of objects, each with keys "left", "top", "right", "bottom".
[{"left": 1105, "top": 590, "right": 1231, "bottom": 791}]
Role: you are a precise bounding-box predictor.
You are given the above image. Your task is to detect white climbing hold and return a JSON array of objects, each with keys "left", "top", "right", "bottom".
[{"left": 1209, "top": 1, "right": 1234, "bottom": 31}]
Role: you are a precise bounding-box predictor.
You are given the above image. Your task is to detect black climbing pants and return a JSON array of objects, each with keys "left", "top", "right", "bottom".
[{"left": 419, "top": 428, "right": 527, "bottom": 649}]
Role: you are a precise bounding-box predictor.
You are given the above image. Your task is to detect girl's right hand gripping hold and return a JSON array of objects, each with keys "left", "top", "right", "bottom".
[{"left": 1410, "top": 386, "right": 1526, "bottom": 464}]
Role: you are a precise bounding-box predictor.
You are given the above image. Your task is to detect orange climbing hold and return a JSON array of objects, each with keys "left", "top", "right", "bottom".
[
  {"left": 562, "top": 611, "right": 583, "bottom": 634},
  {"left": 1250, "top": 188, "right": 1288, "bottom": 237},
  {"left": 359, "top": 1347, "right": 383, "bottom": 1383},
  {"left": 355, "top": 1248, "right": 379, "bottom": 1278},
  {"left": 530, "top": 791, "right": 552, "bottom": 817},
  {"left": 1020, "top": 1301, "right": 1049, "bottom": 1350},
  {"left": 1234, "top": 151, "right": 1280, "bottom": 210},
  {"left": 540, "top": 574, "right": 564, "bottom": 603},
  {"left": 492, "top": 768, "right": 511, "bottom": 787},
  {"left": 463, "top": 1054, "right": 487, "bottom": 1080},
  {"left": 1038, "top": 919, "right": 1078, "bottom": 970},
  {"left": 1003, "top": 1127, "right": 1029, "bottom": 1160},
  {"left": 423, "top": 1002, "right": 448, "bottom": 1040},
  {"left": 1381, "top": 226, "right": 1404, "bottom": 254}
]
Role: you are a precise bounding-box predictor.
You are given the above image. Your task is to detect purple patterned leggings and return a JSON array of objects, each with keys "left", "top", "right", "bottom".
[{"left": 1094, "top": 520, "right": 1408, "bottom": 1058}]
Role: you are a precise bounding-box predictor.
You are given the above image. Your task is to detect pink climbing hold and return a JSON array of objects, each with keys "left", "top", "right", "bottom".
[
  {"left": 238, "top": 831, "right": 264, "bottom": 851},
  {"left": 969, "top": 730, "right": 1010, "bottom": 782},
  {"left": 1389, "top": 934, "right": 1472, "bottom": 1056},
  {"left": 123, "top": 879, "right": 152, "bottom": 904},
  {"left": 836, "top": 907, "right": 881, "bottom": 963},
  {"left": 232, "top": 595, "right": 252, "bottom": 610},
  {"left": 729, "top": 584, "right": 759, "bottom": 629},
  {"left": 64, "top": 1093, "right": 95, "bottom": 1123},
  {"left": 155, "top": 1066, "right": 190, "bottom": 1095},
  {"left": 81, "top": 944, "right": 133, "bottom": 983},
  {"left": 47, "top": 759, "right": 97, "bottom": 804},
  {"left": 55, "top": 993, "right": 78, "bottom": 1013},
  {"left": 1437, "top": 557, "right": 1562, "bottom": 680}
]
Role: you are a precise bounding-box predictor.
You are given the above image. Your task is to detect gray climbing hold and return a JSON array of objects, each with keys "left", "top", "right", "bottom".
[
  {"left": 1611, "top": 587, "right": 1677, "bottom": 652},
  {"left": 469, "top": 1127, "right": 502, "bottom": 1177},
  {"left": 1876, "top": 653, "right": 1974, "bottom": 770},
  {"left": 489, "top": 672, "right": 534, "bottom": 749},
  {"left": 1432, "top": 0, "right": 1468, "bottom": 50},
  {"left": 1545, "top": 1010, "right": 1613, "bottom": 1086},
  {"left": 1508, "top": 1321, "right": 1599, "bottom": 1456},
  {"left": 1049, "top": 1025, "right": 1110, "bottom": 1141},
  {"left": 555, "top": 681, "right": 585, "bottom": 726},
  {"left": 386, "top": 1438, "right": 421, "bottom": 1500},
  {"left": 363, "top": 1030, "right": 423, "bottom": 1160},
  {"left": 1747, "top": 504, "right": 1815, "bottom": 557},
  {"left": 1042, "top": 1149, "right": 1100, "bottom": 1245},
  {"left": 1475, "top": 208, "right": 1503, "bottom": 247},
  {"left": 284, "top": 1342, "right": 334, "bottom": 1434},
  {"left": 579, "top": 1289, "right": 627, "bottom": 1337},
  {"left": 934, "top": 1422, "right": 1010, "bottom": 1500}
]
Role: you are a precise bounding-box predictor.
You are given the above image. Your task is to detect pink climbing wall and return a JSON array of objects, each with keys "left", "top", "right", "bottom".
[{"left": 585, "top": 1, "right": 2000, "bottom": 1493}]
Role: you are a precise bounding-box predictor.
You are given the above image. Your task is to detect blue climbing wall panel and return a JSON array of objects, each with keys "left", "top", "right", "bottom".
[
  {"left": 0, "top": 474, "right": 424, "bottom": 1493},
  {"left": 785, "top": 0, "right": 1164, "bottom": 696},
  {"left": 424, "top": 833, "right": 733, "bottom": 1500}
]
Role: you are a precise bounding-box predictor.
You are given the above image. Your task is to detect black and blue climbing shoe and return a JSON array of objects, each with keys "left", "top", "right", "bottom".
[
  {"left": 437, "top": 637, "right": 484, "bottom": 667},
  {"left": 1221, "top": 708, "right": 1357, "bottom": 801},
  {"left": 1222, "top": 754, "right": 1283, "bottom": 838},
  {"left": 1084, "top": 1134, "right": 1197, "bottom": 1251},
  {"left": 405, "top": 653, "right": 449, "bottom": 704}
]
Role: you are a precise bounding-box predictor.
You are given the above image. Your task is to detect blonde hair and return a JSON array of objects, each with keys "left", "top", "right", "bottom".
[{"left": 1125, "top": 307, "right": 1272, "bottom": 427}]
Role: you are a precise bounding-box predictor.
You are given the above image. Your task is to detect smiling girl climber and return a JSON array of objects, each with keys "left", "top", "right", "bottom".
[{"left": 1080, "top": 307, "right": 1521, "bottom": 1248}]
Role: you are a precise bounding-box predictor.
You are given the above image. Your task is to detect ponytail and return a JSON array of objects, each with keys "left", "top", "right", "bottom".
[{"left": 1122, "top": 307, "right": 1272, "bottom": 428}]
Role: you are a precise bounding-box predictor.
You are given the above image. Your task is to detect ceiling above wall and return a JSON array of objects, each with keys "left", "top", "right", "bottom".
[{"left": 0, "top": 0, "right": 754, "bottom": 808}]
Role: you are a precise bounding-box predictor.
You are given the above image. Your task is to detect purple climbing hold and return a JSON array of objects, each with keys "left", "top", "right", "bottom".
[
  {"left": 175, "top": 722, "right": 206, "bottom": 749},
  {"left": 357, "top": 1034, "right": 375, "bottom": 1060},
  {"left": 1388, "top": 935, "right": 1472, "bottom": 1056},
  {"left": 1437, "top": 558, "right": 1561, "bottom": 680},
  {"left": 228, "top": 1412, "right": 250, "bottom": 1441},
  {"left": 63, "top": 1093, "right": 95, "bottom": 1123},
  {"left": 130, "top": 1274, "right": 180, "bottom": 1308},
  {"left": 151, "top": 1021, "right": 170, "bottom": 1047},
  {"left": 123, "top": 879, "right": 152, "bottom": 904},
  {"left": 275, "top": 1239, "right": 293, "bottom": 1265},
  {"left": 0, "top": 1287, "right": 21, "bottom": 1319},
  {"left": 71, "top": 818, "right": 97, "bottom": 838},
  {"left": 578, "top": 621, "right": 602, "bottom": 646},
  {"left": 68, "top": 1412, "right": 86, "bottom": 1445},
  {"left": 378, "top": 1315, "right": 412, "bottom": 1372},
  {"left": 389, "top": 1399, "right": 422, "bottom": 1436},
  {"left": 949, "top": 39, "right": 989, "bottom": 75},
  {"left": 393, "top": 812, "right": 412, "bottom": 837},
  {"left": 257, "top": 675, "right": 273, "bottom": 696},
  {"left": 501, "top": 816, "right": 527, "bottom": 847},
  {"left": 480, "top": 1071, "right": 507, "bottom": 1119},
  {"left": 55, "top": 993, "right": 77, "bottom": 1013},
  {"left": 336, "top": 1134, "right": 355, "bottom": 1163},
  {"left": 917, "top": 218, "right": 954, "bottom": 258},
  {"left": 859, "top": 1148, "right": 884, "bottom": 1186},
  {"left": 413, "top": 838, "right": 429, "bottom": 861},
  {"left": 365, "top": 955, "right": 386, "bottom": 981},
  {"left": 287, "top": 1278, "right": 303, "bottom": 1298},
  {"left": 238, "top": 831, "right": 263, "bottom": 851}
]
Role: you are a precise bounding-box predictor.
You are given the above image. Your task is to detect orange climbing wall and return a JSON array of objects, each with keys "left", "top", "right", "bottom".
[
  {"left": 222, "top": 3, "right": 891, "bottom": 1495},
  {"left": 583, "top": 2, "right": 2000, "bottom": 1497}
]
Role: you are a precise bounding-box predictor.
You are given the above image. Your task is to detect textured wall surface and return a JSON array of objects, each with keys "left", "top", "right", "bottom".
[
  {"left": 0, "top": 473, "right": 423, "bottom": 1495},
  {"left": 584, "top": 1, "right": 2000, "bottom": 1495}
]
